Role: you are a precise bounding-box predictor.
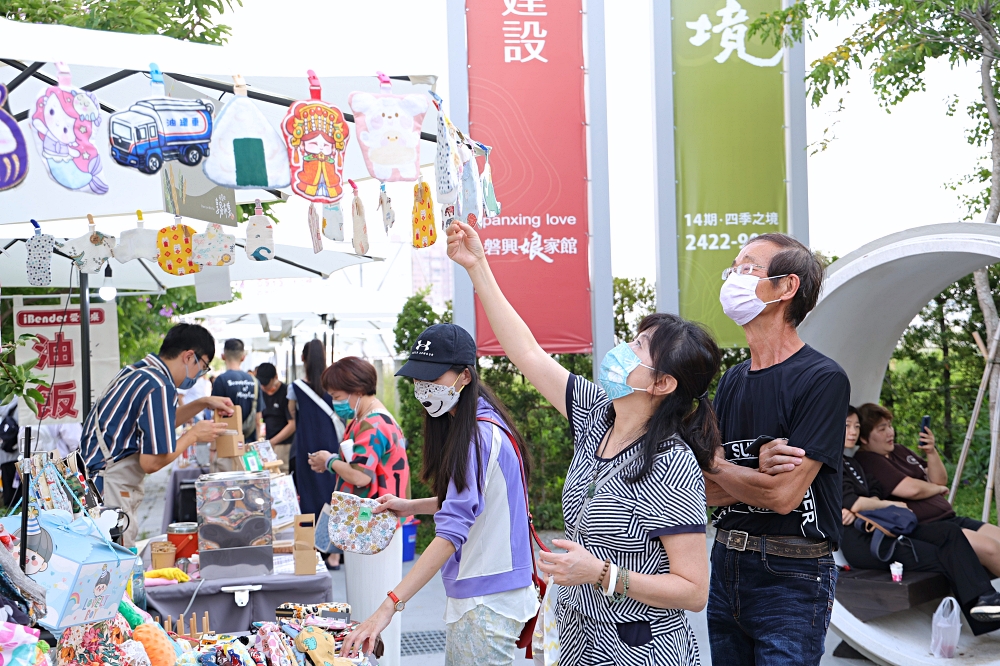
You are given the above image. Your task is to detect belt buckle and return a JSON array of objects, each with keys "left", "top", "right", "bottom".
[{"left": 727, "top": 530, "right": 749, "bottom": 552}]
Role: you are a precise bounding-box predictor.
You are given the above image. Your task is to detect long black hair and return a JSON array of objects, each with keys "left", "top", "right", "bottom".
[
  {"left": 301, "top": 339, "right": 327, "bottom": 394},
  {"left": 621, "top": 313, "right": 722, "bottom": 481},
  {"left": 421, "top": 364, "right": 531, "bottom": 505}
]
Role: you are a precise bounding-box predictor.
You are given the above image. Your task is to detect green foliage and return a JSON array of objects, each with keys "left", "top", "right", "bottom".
[
  {"left": 117, "top": 287, "right": 232, "bottom": 364},
  {"left": 2, "top": 0, "right": 242, "bottom": 44},
  {"left": 613, "top": 277, "right": 655, "bottom": 344},
  {"left": 0, "top": 335, "right": 49, "bottom": 415},
  {"left": 237, "top": 200, "right": 286, "bottom": 225}
]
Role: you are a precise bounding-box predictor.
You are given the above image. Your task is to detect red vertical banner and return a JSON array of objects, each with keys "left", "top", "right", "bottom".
[{"left": 467, "top": 0, "right": 592, "bottom": 355}]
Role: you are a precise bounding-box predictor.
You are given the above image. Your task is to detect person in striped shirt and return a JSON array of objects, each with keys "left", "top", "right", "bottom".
[{"left": 81, "top": 323, "right": 233, "bottom": 546}]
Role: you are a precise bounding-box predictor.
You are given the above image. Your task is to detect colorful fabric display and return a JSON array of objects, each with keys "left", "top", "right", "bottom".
[
  {"left": 430, "top": 92, "right": 461, "bottom": 204},
  {"left": 30, "top": 62, "right": 107, "bottom": 195},
  {"left": 480, "top": 144, "right": 501, "bottom": 218},
  {"left": 115, "top": 210, "right": 160, "bottom": 263},
  {"left": 307, "top": 204, "right": 323, "bottom": 254},
  {"left": 327, "top": 491, "right": 396, "bottom": 555},
  {"left": 25, "top": 222, "right": 55, "bottom": 287},
  {"left": 321, "top": 204, "right": 344, "bottom": 241},
  {"left": 252, "top": 623, "right": 293, "bottom": 666},
  {"left": 0, "top": 621, "right": 40, "bottom": 666},
  {"left": 108, "top": 63, "right": 214, "bottom": 175},
  {"left": 282, "top": 71, "right": 350, "bottom": 204},
  {"left": 412, "top": 179, "right": 436, "bottom": 249},
  {"left": 0, "top": 83, "right": 29, "bottom": 191},
  {"left": 457, "top": 141, "right": 483, "bottom": 228},
  {"left": 55, "top": 614, "right": 132, "bottom": 666},
  {"left": 192, "top": 223, "right": 236, "bottom": 267},
  {"left": 245, "top": 199, "right": 274, "bottom": 261},
  {"left": 350, "top": 182, "right": 369, "bottom": 256},
  {"left": 120, "top": 639, "right": 152, "bottom": 666},
  {"left": 293, "top": 626, "right": 352, "bottom": 666},
  {"left": 347, "top": 74, "right": 428, "bottom": 182},
  {"left": 378, "top": 184, "right": 395, "bottom": 232},
  {"left": 157, "top": 219, "right": 200, "bottom": 275},
  {"left": 58, "top": 217, "right": 116, "bottom": 273},
  {"left": 275, "top": 602, "right": 351, "bottom": 620},
  {"left": 204, "top": 75, "right": 290, "bottom": 189}
]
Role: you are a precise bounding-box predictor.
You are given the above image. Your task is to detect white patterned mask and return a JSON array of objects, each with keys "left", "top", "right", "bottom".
[{"left": 414, "top": 377, "right": 463, "bottom": 417}]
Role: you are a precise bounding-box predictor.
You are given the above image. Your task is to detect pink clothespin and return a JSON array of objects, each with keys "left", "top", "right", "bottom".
[
  {"left": 348, "top": 179, "right": 358, "bottom": 194},
  {"left": 376, "top": 71, "right": 392, "bottom": 92},
  {"left": 307, "top": 70, "right": 322, "bottom": 100},
  {"left": 55, "top": 62, "right": 72, "bottom": 89},
  {"left": 254, "top": 198, "right": 263, "bottom": 216}
]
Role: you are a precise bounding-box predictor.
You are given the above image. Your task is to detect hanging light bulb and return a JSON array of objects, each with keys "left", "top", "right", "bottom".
[{"left": 98, "top": 264, "right": 117, "bottom": 301}]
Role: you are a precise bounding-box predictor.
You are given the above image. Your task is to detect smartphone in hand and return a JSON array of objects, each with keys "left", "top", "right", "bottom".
[{"left": 920, "top": 415, "right": 931, "bottom": 434}]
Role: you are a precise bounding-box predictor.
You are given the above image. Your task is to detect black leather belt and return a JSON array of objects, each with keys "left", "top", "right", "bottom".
[{"left": 715, "top": 529, "right": 831, "bottom": 558}]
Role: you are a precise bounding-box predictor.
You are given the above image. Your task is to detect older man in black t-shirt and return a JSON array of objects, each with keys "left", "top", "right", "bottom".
[{"left": 706, "top": 234, "right": 850, "bottom": 666}]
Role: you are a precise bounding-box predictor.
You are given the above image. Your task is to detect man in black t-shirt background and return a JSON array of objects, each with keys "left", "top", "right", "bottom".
[
  {"left": 706, "top": 233, "right": 850, "bottom": 665},
  {"left": 211, "top": 339, "right": 265, "bottom": 472},
  {"left": 255, "top": 363, "right": 295, "bottom": 474}
]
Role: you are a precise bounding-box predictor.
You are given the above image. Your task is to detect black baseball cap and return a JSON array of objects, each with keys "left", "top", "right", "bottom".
[{"left": 396, "top": 324, "right": 477, "bottom": 381}]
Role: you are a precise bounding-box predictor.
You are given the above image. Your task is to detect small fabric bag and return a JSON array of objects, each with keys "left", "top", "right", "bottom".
[
  {"left": 30, "top": 62, "right": 108, "bottom": 195},
  {"left": 430, "top": 92, "right": 462, "bottom": 204},
  {"left": 0, "top": 83, "right": 29, "bottom": 191},
  {"left": 411, "top": 179, "right": 436, "bottom": 248},
  {"left": 25, "top": 222, "right": 56, "bottom": 287},
  {"left": 58, "top": 216, "right": 116, "bottom": 274},
  {"left": 378, "top": 184, "right": 395, "bottom": 232},
  {"left": 307, "top": 204, "right": 323, "bottom": 254},
  {"left": 854, "top": 505, "right": 919, "bottom": 562},
  {"left": 157, "top": 218, "right": 200, "bottom": 275},
  {"left": 327, "top": 492, "right": 397, "bottom": 555},
  {"left": 203, "top": 75, "right": 290, "bottom": 189},
  {"left": 349, "top": 181, "right": 369, "bottom": 255},
  {"left": 114, "top": 210, "right": 159, "bottom": 263},
  {"left": 458, "top": 141, "right": 483, "bottom": 227},
  {"left": 192, "top": 223, "right": 236, "bottom": 267},
  {"left": 245, "top": 199, "right": 274, "bottom": 261},
  {"left": 347, "top": 73, "right": 428, "bottom": 182},
  {"left": 282, "top": 71, "right": 350, "bottom": 204},
  {"left": 321, "top": 204, "right": 344, "bottom": 241},
  {"left": 481, "top": 144, "right": 501, "bottom": 218}
]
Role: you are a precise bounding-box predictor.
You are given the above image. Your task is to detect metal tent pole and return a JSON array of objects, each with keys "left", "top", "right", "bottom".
[
  {"left": 949, "top": 322, "right": 1000, "bottom": 503},
  {"left": 18, "top": 427, "right": 30, "bottom": 572},
  {"left": 79, "top": 272, "right": 92, "bottom": 420}
]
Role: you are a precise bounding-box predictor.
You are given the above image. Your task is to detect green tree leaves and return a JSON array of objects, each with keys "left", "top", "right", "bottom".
[{"left": 0, "top": 334, "right": 49, "bottom": 415}]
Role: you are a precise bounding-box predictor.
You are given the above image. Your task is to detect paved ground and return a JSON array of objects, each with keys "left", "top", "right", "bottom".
[{"left": 141, "top": 465, "right": 866, "bottom": 665}]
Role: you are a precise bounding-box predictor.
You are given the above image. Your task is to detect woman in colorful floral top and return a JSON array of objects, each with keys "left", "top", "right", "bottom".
[{"left": 307, "top": 356, "right": 410, "bottom": 501}]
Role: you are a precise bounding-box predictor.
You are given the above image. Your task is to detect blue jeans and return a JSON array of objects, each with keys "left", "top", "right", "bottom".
[{"left": 708, "top": 539, "right": 837, "bottom": 666}]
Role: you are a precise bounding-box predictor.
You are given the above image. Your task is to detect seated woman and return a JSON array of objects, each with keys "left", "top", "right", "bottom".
[
  {"left": 839, "top": 405, "right": 1000, "bottom": 630},
  {"left": 854, "top": 403, "right": 1000, "bottom": 578}
]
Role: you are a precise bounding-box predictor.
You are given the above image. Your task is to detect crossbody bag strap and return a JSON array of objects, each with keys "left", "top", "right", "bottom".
[
  {"left": 477, "top": 417, "right": 549, "bottom": 559},
  {"left": 294, "top": 380, "right": 345, "bottom": 442},
  {"left": 93, "top": 365, "right": 141, "bottom": 465},
  {"left": 570, "top": 445, "right": 645, "bottom": 543}
]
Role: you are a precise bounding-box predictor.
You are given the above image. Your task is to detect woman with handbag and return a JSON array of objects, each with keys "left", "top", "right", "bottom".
[
  {"left": 437, "top": 221, "right": 719, "bottom": 664},
  {"left": 341, "top": 323, "right": 537, "bottom": 665}
]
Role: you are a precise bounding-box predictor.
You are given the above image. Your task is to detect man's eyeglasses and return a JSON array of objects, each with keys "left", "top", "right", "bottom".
[
  {"left": 195, "top": 356, "right": 211, "bottom": 378},
  {"left": 721, "top": 263, "right": 768, "bottom": 280}
]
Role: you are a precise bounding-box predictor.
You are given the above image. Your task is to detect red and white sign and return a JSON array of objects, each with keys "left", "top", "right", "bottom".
[
  {"left": 14, "top": 298, "right": 120, "bottom": 425},
  {"left": 467, "top": 0, "right": 592, "bottom": 354}
]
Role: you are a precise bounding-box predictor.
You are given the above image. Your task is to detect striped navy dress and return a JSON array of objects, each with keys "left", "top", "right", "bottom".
[{"left": 557, "top": 374, "right": 706, "bottom": 666}]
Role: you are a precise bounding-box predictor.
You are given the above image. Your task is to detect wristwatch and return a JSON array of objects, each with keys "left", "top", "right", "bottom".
[{"left": 387, "top": 591, "right": 405, "bottom": 613}]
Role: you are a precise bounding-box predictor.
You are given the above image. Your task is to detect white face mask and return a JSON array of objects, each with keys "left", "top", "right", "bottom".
[
  {"left": 719, "top": 272, "right": 786, "bottom": 326},
  {"left": 414, "top": 377, "right": 463, "bottom": 417}
]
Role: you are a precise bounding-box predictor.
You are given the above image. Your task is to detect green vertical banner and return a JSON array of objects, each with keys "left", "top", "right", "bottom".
[{"left": 672, "top": 0, "right": 788, "bottom": 347}]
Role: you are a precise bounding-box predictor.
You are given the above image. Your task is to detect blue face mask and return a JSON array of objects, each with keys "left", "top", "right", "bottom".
[
  {"left": 332, "top": 397, "right": 356, "bottom": 421},
  {"left": 598, "top": 342, "right": 655, "bottom": 400},
  {"left": 179, "top": 356, "right": 207, "bottom": 390}
]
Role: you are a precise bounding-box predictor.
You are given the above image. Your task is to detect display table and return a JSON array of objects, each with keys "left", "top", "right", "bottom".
[
  {"left": 161, "top": 465, "right": 207, "bottom": 534},
  {"left": 146, "top": 571, "right": 333, "bottom": 633}
]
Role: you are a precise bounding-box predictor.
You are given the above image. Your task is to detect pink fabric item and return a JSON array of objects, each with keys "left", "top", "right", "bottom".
[{"left": 142, "top": 578, "right": 179, "bottom": 587}]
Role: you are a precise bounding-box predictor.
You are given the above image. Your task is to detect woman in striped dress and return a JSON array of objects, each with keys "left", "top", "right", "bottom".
[{"left": 446, "top": 221, "right": 722, "bottom": 665}]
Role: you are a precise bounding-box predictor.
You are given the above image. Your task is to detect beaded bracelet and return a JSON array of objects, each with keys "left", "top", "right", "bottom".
[
  {"left": 611, "top": 568, "right": 630, "bottom": 604},
  {"left": 594, "top": 559, "right": 611, "bottom": 592}
]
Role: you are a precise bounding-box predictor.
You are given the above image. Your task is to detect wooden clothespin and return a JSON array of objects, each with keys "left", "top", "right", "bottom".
[
  {"left": 232, "top": 74, "right": 248, "bottom": 97},
  {"left": 86, "top": 213, "right": 96, "bottom": 233}
]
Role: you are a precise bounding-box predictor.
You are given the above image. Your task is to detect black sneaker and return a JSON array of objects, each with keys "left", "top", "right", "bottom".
[{"left": 971, "top": 591, "right": 1000, "bottom": 622}]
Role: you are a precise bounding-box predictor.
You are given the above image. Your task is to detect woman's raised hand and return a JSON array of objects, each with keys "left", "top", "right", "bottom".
[
  {"left": 374, "top": 494, "right": 415, "bottom": 517},
  {"left": 538, "top": 539, "right": 605, "bottom": 587},
  {"left": 446, "top": 220, "right": 486, "bottom": 270}
]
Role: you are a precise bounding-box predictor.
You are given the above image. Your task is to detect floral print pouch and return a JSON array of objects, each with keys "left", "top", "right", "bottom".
[{"left": 327, "top": 492, "right": 396, "bottom": 555}]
